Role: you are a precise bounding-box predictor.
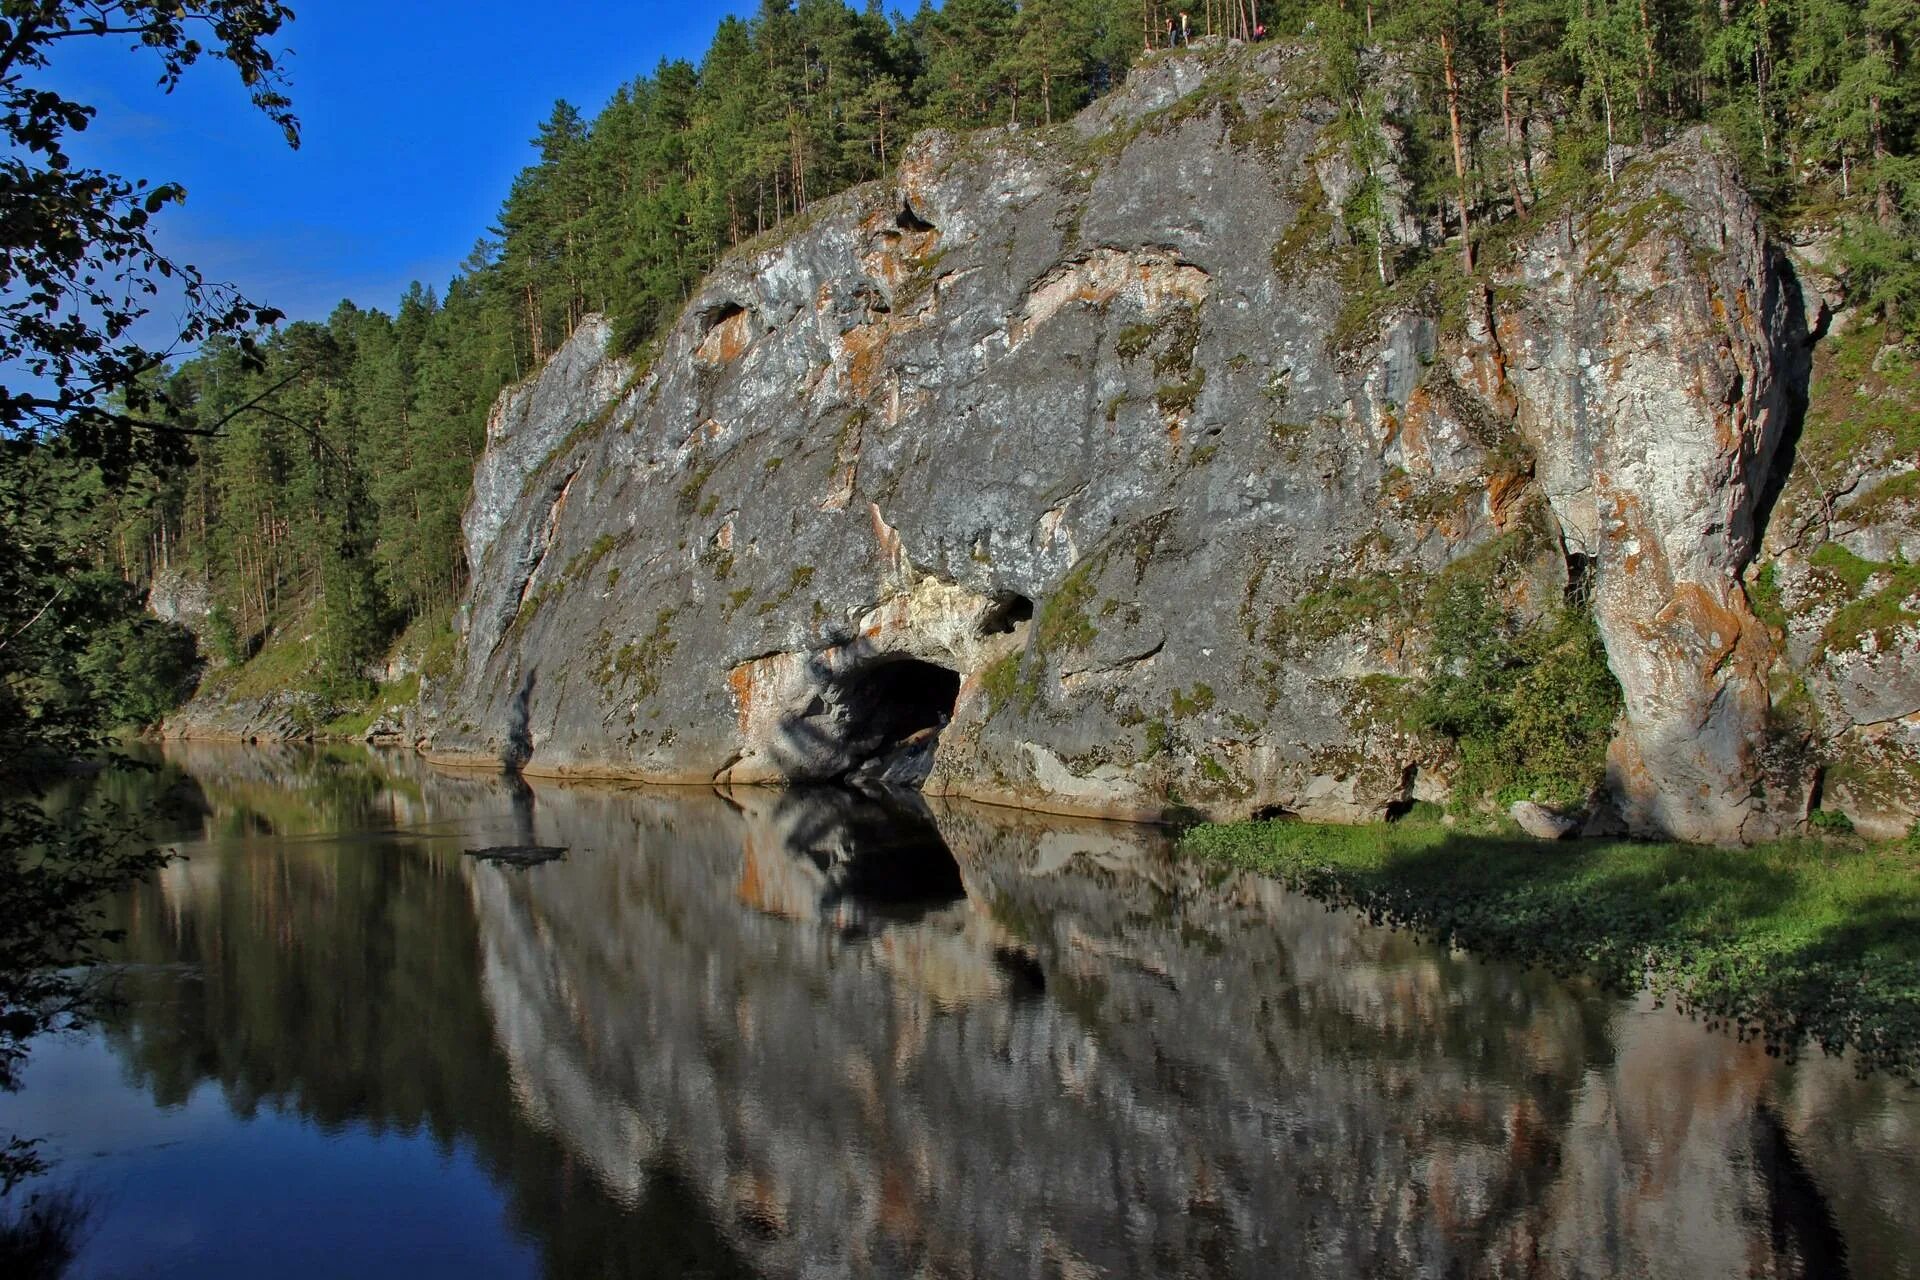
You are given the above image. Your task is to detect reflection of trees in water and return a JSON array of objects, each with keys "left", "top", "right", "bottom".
[
  {"left": 98, "top": 741, "right": 425, "bottom": 842},
  {"left": 99, "top": 754, "right": 755, "bottom": 1278},
  {"left": 91, "top": 746, "right": 1920, "bottom": 1279},
  {"left": 0, "top": 1186, "right": 92, "bottom": 1280}
]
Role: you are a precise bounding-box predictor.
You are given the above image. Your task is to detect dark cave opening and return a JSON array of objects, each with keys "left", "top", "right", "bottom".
[
  {"left": 841, "top": 656, "right": 961, "bottom": 747},
  {"left": 699, "top": 299, "right": 746, "bottom": 332},
  {"left": 895, "top": 200, "right": 936, "bottom": 234},
  {"left": 1564, "top": 551, "right": 1596, "bottom": 607},
  {"left": 799, "top": 787, "right": 967, "bottom": 923},
  {"left": 979, "top": 593, "right": 1034, "bottom": 635},
  {"left": 834, "top": 656, "right": 961, "bottom": 791}
]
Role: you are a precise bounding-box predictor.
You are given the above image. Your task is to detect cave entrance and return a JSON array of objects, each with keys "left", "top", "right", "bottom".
[{"left": 833, "top": 656, "right": 961, "bottom": 792}]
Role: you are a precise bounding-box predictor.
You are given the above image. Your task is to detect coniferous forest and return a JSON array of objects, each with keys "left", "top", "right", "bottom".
[
  {"left": 3, "top": 0, "right": 1920, "bottom": 1258},
  {"left": 29, "top": 0, "right": 1920, "bottom": 722}
]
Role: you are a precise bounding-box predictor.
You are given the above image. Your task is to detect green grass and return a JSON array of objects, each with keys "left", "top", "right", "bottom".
[
  {"left": 214, "top": 624, "right": 318, "bottom": 700},
  {"left": 319, "top": 672, "right": 421, "bottom": 738},
  {"left": 1265, "top": 569, "right": 1419, "bottom": 655},
  {"left": 1747, "top": 560, "right": 1788, "bottom": 632},
  {"left": 1115, "top": 323, "right": 1153, "bottom": 362},
  {"left": 1183, "top": 815, "right": 1920, "bottom": 1077},
  {"left": 396, "top": 604, "right": 459, "bottom": 682},
  {"left": 1154, "top": 369, "right": 1205, "bottom": 416},
  {"left": 1170, "top": 683, "right": 1215, "bottom": 718},
  {"left": 1270, "top": 172, "right": 1333, "bottom": 278},
  {"left": 602, "top": 608, "right": 678, "bottom": 701},
  {"left": 1798, "top": 323, "right": 1920, "bottom": 478},
  {"left": 981, "top": 651, "right": 1039, "bottom": 718},
  {"left": 1807, "top": 543, "right": 1920, "bottom": 654},
  {"left": 1845, "top": 469, "right": 1920, "bottom": 525},
  {"left": 1035, "top": 559, "right": 1099, "bottom": 654}
]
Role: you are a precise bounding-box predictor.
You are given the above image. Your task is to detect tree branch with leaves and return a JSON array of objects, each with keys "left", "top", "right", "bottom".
[{"left": 0, "top": 1, "right": 298, "bottom": 482}]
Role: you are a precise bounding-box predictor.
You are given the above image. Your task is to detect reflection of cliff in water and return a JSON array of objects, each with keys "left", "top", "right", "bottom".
[
  {"left": 104, "top": 746, "right": 1920, "bottom": 1279},
  {"left": 468, "top": 776, "right": 1914, "bottom": 1278}
]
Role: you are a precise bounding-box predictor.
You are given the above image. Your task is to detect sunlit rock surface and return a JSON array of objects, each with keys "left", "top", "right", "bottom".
[
  {"left": 412, "top": 42, "right": 1855, "bottom": 841},
  {"left": 1481, "top": 133, "right": 1813, "bottom": 841}
]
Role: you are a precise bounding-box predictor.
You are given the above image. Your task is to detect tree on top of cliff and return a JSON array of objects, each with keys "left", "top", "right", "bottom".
[
  {"left": 0, "top": 0, "right": 299, "bottom": 483},
  {"left": 43, "top": 0, "right": 1920, "bottom": 742}
]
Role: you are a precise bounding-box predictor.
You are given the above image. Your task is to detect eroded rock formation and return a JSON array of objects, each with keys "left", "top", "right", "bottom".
[{"left": 412, "top": 42, "right": 1911, "bottom": 842}]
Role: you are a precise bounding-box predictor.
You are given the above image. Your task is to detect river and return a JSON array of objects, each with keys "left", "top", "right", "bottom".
[{"left": 2, "top": 742, "right": 1915, "bottom": 1278}]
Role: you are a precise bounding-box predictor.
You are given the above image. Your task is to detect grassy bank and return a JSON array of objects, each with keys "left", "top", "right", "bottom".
[{"left": 1182, "top": 815, "right": 1920, "bottom": 1078}]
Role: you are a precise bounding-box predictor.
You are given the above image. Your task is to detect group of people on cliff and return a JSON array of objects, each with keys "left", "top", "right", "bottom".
[{"left": 1150, "top": 11, "right": 1266, "bottom": 51}]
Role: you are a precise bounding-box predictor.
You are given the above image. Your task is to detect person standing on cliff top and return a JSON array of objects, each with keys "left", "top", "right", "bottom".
[{"left": 1179, "top": 11, "right": 1191, "bottom": 43}]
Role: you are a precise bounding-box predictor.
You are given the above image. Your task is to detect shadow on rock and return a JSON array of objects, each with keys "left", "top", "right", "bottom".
[{"left": 503, "top": 668, "right": 536, "bottom": 774}]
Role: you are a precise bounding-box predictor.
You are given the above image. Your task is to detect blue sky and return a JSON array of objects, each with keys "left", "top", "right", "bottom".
[{"left": 44, "top": 1, "right": 756, "bottom": 327}]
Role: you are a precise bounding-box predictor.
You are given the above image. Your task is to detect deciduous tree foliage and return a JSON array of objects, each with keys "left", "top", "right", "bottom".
[
  {"left": 0, "top": 1, "right": 297, "bottom": 480},
  {"left": 0, "top": 1, "right": 304, "bottom": 1193}
]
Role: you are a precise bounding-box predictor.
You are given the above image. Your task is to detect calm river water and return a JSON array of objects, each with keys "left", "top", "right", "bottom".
[{"left": 3, "top": 742, "right": 1917, "bottom": 1279}]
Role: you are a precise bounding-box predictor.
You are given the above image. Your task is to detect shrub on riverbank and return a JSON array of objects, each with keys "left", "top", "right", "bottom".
[{"left": 1182, "top": 816, "right": 1920, "bottom": 1078}]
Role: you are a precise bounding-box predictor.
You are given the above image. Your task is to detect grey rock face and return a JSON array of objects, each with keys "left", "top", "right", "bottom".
[
  {"left": 164, "top": 684, "right": 310, "bottom": 743},
  {"left": 1480, "top": 133, "right": 1813, "bottom": 842},
  {"left": 426, "top": 45, "right": 1820, "bottom": 841},
  {"left": 1510, "top": 800, "right": 1577, "bottom": 840},
  {"left": 458, "top": 314, "right": 632, "bottom": 673},
  {"left": 146, "top": 564, "right": 214, "bottom": 638}
]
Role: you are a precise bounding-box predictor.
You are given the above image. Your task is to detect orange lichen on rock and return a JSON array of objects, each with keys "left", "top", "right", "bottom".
[
  {"left": 696, "top": 306, "right": 755, "bottom": 366},
  {"left": 1486, "top": 469, "right": 1530, "bottom": 527},
  {"left": 840, "top": 321, "right": 889, "bottom": 398},
  {"left": 858, "top": 197, "right": 941, "bottom": 297},
  {"left": 727, "top": 661, "right": 758, "bottom": 734},
  {"left": 1660, "top": 581, "right": 1772, "bottom": 683}
]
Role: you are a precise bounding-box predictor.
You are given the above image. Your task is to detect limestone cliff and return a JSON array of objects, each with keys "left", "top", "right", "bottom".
[{"left": 422, "top": 41, "right": 1912, "bottom": 843}]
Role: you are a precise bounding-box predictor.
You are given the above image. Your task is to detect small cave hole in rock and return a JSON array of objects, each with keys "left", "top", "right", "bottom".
[
  {"left": 992, "top": 946, "right": 1048, "bottom": 1000},
  {"left": 1384, "top": 798, "right": 1416, "bottom": 822},
  {"left": 1251, "top": 804, "right": 1296, "bottom": 822},
  {"left": 700, "top": 299, "right": 747, "bottom": 334},
  {"left": 979, "top": 593, "right": 1035, "bottom": 636},
  {"left": 1805, "top": 765, "right": 1828, "bottom": 818},
  {"left": 895, "top": 200, "right": 936, "bottom": 233},
  {"left": 835, "top": 657, "right": 961, "bottom": 792},
  {"left": 1564, "top": 551, "right": 1596, "bottom": 607}
]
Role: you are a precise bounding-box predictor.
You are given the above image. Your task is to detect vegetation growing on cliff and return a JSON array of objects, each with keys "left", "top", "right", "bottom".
[
  {"left": 1184, "top": 815, "right": 1920, "bottom": 1078},
  {"left": 1807, "top": 544, "right": 1920, "bottom": 655},
  {"left": 1783, "top": 323, "right": 1920, "bottom": 512},
  {"left": 1414, "top": 588, "right": 1622, "bottom": 813},
  {"left": 1361, "top": 513, "right": 1623, "bottom": 814},
  {"left": 29, "top": 0, "right": 1920, "bottom": 732}
]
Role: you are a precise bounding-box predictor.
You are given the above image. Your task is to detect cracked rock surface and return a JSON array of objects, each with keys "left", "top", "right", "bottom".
[{"left": 411, "top": 42, "right": 1895, "bottom": 842}]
